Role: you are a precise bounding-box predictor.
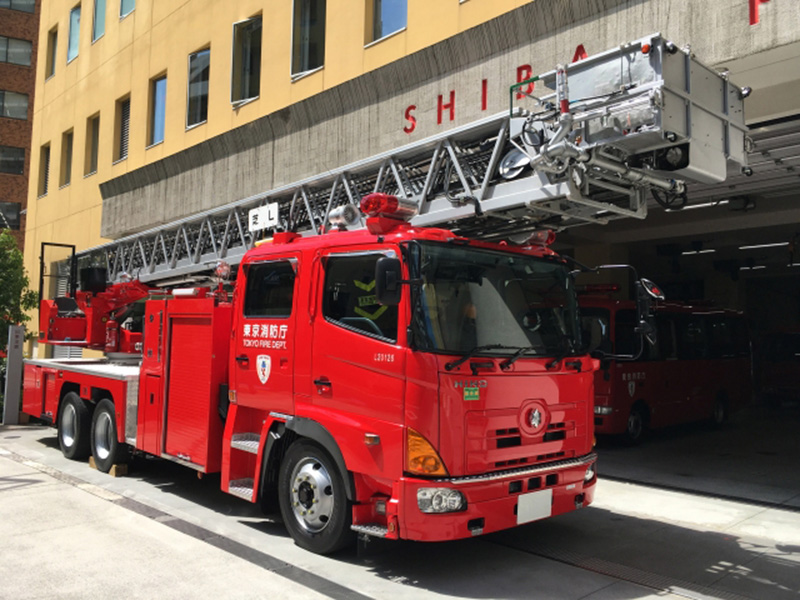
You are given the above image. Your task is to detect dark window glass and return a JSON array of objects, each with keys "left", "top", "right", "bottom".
[
  {"left": 0, "top": 0, "right": 35, "bottom": 13},
  {"left": 0, "top": 90, "right": 29, "bottom": 119},
  {"left": 85, "top": 114, "right": 99, "bottom": 175},
  {"left": 187, "top": 49, "right": 210, "bottom": 126},
  {"left": 120, "top": 0, "right": 134, "bottom": 17},
  {"left": 60, "top": 130, "right": 73, "bottom": 186},
  {"left": 149, "top": 75, "right": 167, "bottom": 145},
  {"left": 67, "top": 5, "right": 81, "bottom": 62},
  {"left": 370, "top": 0, "right": 406, "bottom": 42},
  {"left": 615, "top": 309, "right": 638, "bottom": 356},
  {"left": 0, "top": 145, "right": 25, "bottom": 175},
  {"left": 244, "top": 262, "right": 296, "bottom": 318},
  {"left": 232, "top": 16, "right": 261, "bottom": 102},
  {"left": 676, "top": 316, "right": 708, "bottom": 359},
  {"left": 0, "top": 36, "right": 33, "bottom": 66},
  {"left": 656, "top": 315, "right": 676, "bottom": 360},
  {"left": 323, "top": 254, "right": 397, "bottom": 342},
  {"left": 291, "top": 0, "right": 325, "bottom": 75},
  {"left": 580, "top": 307, "right": 611, "bottom": 355},
  {"left": 46, "top": 28, "right": 57, "bottom": 78},
  {"left": 0, "top": 201, "right": 21, "bottom": 230},
  {"left": 93, "top": 0, "right": 106, "bottom": 41}
]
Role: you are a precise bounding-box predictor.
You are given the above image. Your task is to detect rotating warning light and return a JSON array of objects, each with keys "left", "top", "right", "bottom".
[
  {"left": 360, "top": 193, "right": 418, "bottom": 220},
  {"left": 526, "top": 229, "right": 557, "bottom": 246}
]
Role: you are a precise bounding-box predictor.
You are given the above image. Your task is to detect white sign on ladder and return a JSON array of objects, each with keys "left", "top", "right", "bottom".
[{"left": 248, "top": 203, "right": 280, "bottom": 233}]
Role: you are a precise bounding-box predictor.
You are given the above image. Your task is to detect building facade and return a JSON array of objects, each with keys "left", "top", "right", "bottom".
[
  {"left": 22, "top": 0, "right": 800, "bottom": 348},
  {"left": 0, "top": 0, "right": 39, "bottom": 250}
]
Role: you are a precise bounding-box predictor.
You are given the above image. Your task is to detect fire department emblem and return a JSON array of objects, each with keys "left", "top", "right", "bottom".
[
  {"left": 256, "top": 355, "right": 271, "bottom": 384},
  {"left": 529, "top": 408, "right": 542, "bottom": 429},
  {"left": 628, "top": 381, "right": 636, "bottom": 398}
]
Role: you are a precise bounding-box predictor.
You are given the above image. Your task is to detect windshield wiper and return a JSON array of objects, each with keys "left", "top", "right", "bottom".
[
  {"left": 546, "top": 337, "right": 575, "bottom": 370},
  {"left": 499, "top": 346, "right": 545, "bottom": 370},
  {"left": 444, "top": 344, "right": 518, "bottom": 372}
]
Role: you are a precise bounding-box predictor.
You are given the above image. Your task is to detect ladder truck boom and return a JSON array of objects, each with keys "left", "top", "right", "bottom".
[{"left": 72, "top": 33, "right": 747, "bottom": 287}]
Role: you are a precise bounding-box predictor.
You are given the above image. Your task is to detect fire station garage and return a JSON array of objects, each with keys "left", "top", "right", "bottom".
[{"left": 560, "top": 39, "right": 800, "bottom": 505}]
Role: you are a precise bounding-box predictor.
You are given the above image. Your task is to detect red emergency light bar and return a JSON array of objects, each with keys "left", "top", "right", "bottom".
[{"left": 360, "top": 193, "right": 417, "bottom": 219}]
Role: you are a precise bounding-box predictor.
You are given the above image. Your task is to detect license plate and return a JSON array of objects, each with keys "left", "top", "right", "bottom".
[{"left": 516, "top": 489, "right": 553, "bottom": 525}]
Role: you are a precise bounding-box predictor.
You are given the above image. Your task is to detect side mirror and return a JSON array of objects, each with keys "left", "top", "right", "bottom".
[{"left": 375, "top": 256, "right": 402, "bottom": 306}]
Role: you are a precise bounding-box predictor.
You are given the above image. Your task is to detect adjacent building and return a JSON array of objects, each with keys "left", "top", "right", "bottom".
[
  {"left": 21, "top": 0, "right": 800, "bottom": 353},
  {"left": 0, "top": 0, "right": 39, "bottom": 250}
]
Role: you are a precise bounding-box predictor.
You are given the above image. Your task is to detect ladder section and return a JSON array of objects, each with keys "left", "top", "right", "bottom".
[{"left": 75, "top": 33, "right": 749, "bottom": 286}]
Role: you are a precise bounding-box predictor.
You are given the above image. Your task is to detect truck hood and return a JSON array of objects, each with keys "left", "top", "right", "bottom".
[{"left": 437, "top": 357, "right": 596, "bottom": 477}]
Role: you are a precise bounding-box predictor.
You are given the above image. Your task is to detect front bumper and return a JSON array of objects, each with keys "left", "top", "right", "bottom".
[{"left": 396, "top": 454, "right": 597, "bottom": 541}]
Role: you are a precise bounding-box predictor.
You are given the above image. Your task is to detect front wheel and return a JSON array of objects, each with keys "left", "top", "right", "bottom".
[
  {"left": 58, "top": 392, "right": 91, "bottom": 460},
  {"left": 278, "top": 440, "right": 354, "bottom": 554},
  {"left": 90, "top": 399, "right": 130, "bottom": 473},
  {"left": 624, "top": 406, "right": 647, "bottom": 445}
]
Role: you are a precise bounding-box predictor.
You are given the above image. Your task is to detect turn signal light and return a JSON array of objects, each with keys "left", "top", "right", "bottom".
[{"left": 406, "top": 429, "right": 449, "bottom": 477}]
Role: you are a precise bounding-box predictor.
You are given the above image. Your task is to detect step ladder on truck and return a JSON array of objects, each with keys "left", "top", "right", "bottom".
[{"left": 23, "top": 34, "right": 749, "bottom": 554}]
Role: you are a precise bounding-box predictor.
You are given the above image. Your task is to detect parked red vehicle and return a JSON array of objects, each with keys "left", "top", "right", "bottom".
[
  {"left": 22, "top": 196, "right": 626, "bottom": 554},
  {"left": 579, "top": 295, "right": 752, "bottom": 443}
]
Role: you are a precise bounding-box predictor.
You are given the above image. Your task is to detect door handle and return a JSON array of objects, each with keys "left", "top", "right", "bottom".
[
  {"left": 235, "top": 355, "right": 249, "bottom": 365},
  {"left": 313, "top": 378, "right": 332, "bottom": 394}
]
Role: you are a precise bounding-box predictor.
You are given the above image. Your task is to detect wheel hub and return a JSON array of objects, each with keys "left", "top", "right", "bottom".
[
  {"left": 289, "top": 458, "right": 335, "bottom": 533},
  {"left": 61, "top": 403, "right": 77, "bottom": 448},
  {"left": 94, "top": 411, "right": 113, "bottom": 460}
]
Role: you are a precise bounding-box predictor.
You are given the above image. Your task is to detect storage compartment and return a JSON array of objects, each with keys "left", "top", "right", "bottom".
[{"left": 162, "top": 297, "right": 231, "bottom": 472}]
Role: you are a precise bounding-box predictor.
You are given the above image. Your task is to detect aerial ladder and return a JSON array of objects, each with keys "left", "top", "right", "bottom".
[{"left": 64, "top": 33, "right": 748, "bottom": 289}]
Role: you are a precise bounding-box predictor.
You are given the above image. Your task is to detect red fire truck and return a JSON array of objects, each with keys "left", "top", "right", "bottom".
[
  {"left": 25, "top": 197, "right": 605, "bottom": 553},
  {"left": 580, "top": 294, "right": 752, "bottom": 443},
  {"left": 22, "top": 34, "right": 748, "bottom": 552}
]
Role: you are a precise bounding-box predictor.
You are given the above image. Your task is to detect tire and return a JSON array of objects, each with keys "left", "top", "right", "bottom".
[
  {"left": 278, "top": 440, "right": 355, "bottom": 554},
  {"left": 58, "top": 392, "right": 91, "bottom": 460},
  {"left": 711, "top": 396, "right": 728, "bottom": 427},
  {"left": 624, "top": 405, "right": 647, "bottom": 445},
  {"left": 90, "top": 399, "right": 130, "bottom": 473}
]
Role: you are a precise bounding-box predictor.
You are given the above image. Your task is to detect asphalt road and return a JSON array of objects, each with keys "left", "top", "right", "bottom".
[{"left": 2, "top": 422, "right": 799, "bottom": 600}]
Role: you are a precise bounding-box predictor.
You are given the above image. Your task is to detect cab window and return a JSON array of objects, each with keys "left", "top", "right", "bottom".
[
  {"left": 323, "top": 254, "right": 398, "bottom": 342},
  {"left": 244, "top": 261, "right": 295, "bottom": 318}
]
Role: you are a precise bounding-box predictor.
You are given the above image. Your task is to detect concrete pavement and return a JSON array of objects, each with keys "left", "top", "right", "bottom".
[{"left": 3, "top": 423, "right": 800, "bottom": 599}]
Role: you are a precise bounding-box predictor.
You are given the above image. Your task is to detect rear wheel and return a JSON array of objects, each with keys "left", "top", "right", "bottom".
[
  {"left": 624, "top": 405, "right": 647, "bottom": 445},
  {"left": 58, "top": 392, "right": 91, "bottom": 460},
  {"left": 278, "top": 440, "right": 354, "bottom": 554},
  {"left": 90, "top": 399, "right": 130, "bottom": 473}
]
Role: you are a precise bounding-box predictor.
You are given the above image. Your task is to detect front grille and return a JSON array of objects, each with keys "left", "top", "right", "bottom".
[{"left": 496, "top": 427, "right": 521, "bottom": 449}]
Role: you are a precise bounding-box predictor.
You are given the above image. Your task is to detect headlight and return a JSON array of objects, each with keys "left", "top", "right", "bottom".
[
  {"left": 417, "top": 488, "right": 466, "bottom": 513},
  {"left": 594, "top": 406, "right": 613, "bottom": 415},
  {"left": 584, "top": 464, "right": 596, "bottom": 482}
]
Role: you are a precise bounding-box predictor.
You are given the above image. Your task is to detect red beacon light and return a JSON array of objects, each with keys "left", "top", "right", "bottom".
[
  {"left": 524, "top": 229, "right": 557, "bottom": 246},
  {"left": 360, "top": 193, "right": 418, "bottom": 234}
]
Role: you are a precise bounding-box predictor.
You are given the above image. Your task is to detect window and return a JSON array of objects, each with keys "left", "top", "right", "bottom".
[
  {"left": 67, "top": 5, "right": 81, "bottom": 63},
  {"left": 84, "top": 113, "right": 99, "bottom": 175},
  {"left": 38, "top": 145, "right": 50, "bottom": 195},
  {"left": 114, "top": 96, "right": 130, "bottom": 162},
  {"left": 0, "top": 36, "right": 33, "bottom": 66},
  {"left": 45, "top": 28, "right": 57, "bottom": 78},
  {"left": 0, "top": 0, "right": 35, "bottom": 13},
  {"left": 368, "top": 0, "right": 406, "bottom": 44},
  {"left": 187, "top": 49, "right": 210, "bottom": 127},
  {"left": 0, "top": 145, "right": 25, "bottom": 175},
  {"left": 231, "top": 16, "right": 261, "bottom": 103},
  {"left": 0, "top": 90, "right": 28, "bottom": 119},
  {"left": 92, "top": 0, "right": 105, "bottom": 41},
  {"left": 120, "top": 0, "right": 134, "bottom": 18},
  {"left": 0, "top": 202, "right": 21, "bottom": 230},
  {"left": 291, "top": 0, "right": 325, "bottom": 76},
  {"left": 244, "top": 262, "right": 296, "bottom": 317},
  {"left": 149, "top": 75, "right": 166, "bottom": 145},
  {"left": 60, "top": 130, "right": 73, "bottom": 186},
  {"left": 323, "top": 254, "right": 398, "bottom": 342}
]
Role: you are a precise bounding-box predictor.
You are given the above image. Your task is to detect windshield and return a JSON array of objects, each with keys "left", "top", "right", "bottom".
[{"left": 408, "top": 242, "right": 580, "bottom": 357}]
